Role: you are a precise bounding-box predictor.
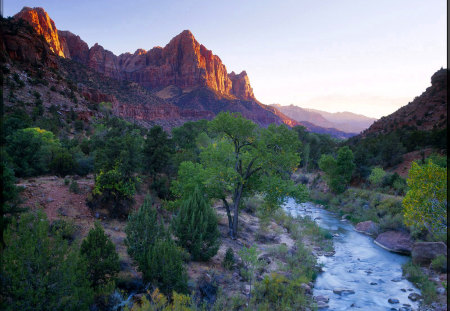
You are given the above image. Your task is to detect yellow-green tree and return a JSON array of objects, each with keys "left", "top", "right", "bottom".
[{"left": 403, "top": 160, "right": 447, "bottom": 240}]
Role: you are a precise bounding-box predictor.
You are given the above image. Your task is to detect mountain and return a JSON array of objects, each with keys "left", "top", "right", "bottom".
[
  {"left": 272, "top": 104, "right": 376, "bottom": 134},
  {"left": 304, "top": 109, "right": 376, "bottom": 133},
  {"left": 361, "top": 68, "right": 447, "bottom": 137},
  {"left": 7, "top": 6, "right": 359, "bottom": 137}
]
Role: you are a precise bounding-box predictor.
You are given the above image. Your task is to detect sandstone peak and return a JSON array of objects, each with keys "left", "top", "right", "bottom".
[{"left": 14, "top": 6, "right": 68, "bottom": 58}]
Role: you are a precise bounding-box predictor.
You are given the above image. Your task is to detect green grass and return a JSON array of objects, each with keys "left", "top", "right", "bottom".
[{"left": 402, "top": 261, "right": 437, "bottom": 304}]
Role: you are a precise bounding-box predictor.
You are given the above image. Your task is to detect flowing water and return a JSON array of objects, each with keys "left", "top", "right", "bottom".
[{"left": 284, "top": 199, "right": 421, "bottom": 311}]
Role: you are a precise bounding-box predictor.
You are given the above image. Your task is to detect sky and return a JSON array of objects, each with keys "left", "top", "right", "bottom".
[{"left": 4, "top": 0, "right": 447, "bottom": 118}]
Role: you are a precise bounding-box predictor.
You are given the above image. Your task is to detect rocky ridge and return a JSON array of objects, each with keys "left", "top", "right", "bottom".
[
  {"left": 361, "top": 68, "right": 447, "bottom": 137},
  {"left": 14, "top": 7, "right": 255, "bottom": 101}
]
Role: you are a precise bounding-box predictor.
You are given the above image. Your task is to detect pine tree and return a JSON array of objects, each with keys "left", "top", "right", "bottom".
[
  {"left": 144, "top": 237, "right": 188, "bottom": 295},
  {"left": 2, "top": 211, "right": 93, "bottom": 311},
  {"left": 172, "top": 187, "right": 220, "bottom": 261},
  {"left": 125, "top": 195, "right": 164, "bottom": 268},
  {"left": 80, "top": 221, "right": 120, "bottom": 290}
]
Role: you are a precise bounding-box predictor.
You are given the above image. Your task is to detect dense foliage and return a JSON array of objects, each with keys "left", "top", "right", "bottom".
[
  {"left": 2, "top": 211, "right": 93, "bottom": 310},
  {"left": 5, "top": 127, "right": 60, "bottom": 177},
  {"left": 124, "top": 196, "right": 164, "bottom": 268},
  {"left": 172, "top": 187, "right": 220, "bottom": 261},
  {"left": 403, "top": 160, "right": 447, "bottom": 240},
  {"left": 80, "top": 222, "right": 120, "bottom": 291},
  {"left": 318, "top": 146, "right": 355, "bottom": 193},
  {"left": 144, "top": 237, "right": 189, "bottom": 295},
  {"left": 173, "top": 112, "right": 308, "bottom": 238}
]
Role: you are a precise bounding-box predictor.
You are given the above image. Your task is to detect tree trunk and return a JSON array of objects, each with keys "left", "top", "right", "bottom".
[{"left": 222, "top": 198, "right": 234, "bottom": 238}]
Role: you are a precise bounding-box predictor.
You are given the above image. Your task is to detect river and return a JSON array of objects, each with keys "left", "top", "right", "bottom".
[{"left": 284, "top": 199, "right": 421, "bottom": 311}]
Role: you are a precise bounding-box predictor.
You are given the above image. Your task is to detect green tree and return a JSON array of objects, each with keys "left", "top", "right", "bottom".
[
  {"left": 403, "top": 160, "right": 447, "bottom": 240},
  {"left": 368, "top": 167, "right": 386, "bottom": 186},
  {"left": 173, "top": 112, "right": 308, "bottom": 238},
  {"left": 143, "top": 125, "right": 173, "bottom": 176},
  {"left": 319, "top": 146, "right": 355, "bottom": 194},
  {"left": 172, "top": 186, "right": 220, "bottom": 261},
  {"left": 80, "top": 222, "right": 120, "bottom": 291},
  {"left": 49, "top": 148, "right": 76, "bottom": 177},
  {"left": 2, "top": 211, "right": 93, "bottom": 310},
  {"left": 89, "top": 118, "right": 144, "bottom": 216},
  {"left": 144, "top": 238, "right": 189, "bottom": 295},
  {"left": 1, "top": 159, "right": 25, "bottom": 249},
  {"left": 125, "top": 195, "right": 164, "bottom": 268},
  {"left": 6, "top": 127, "right": 60, "bottom": 177}
]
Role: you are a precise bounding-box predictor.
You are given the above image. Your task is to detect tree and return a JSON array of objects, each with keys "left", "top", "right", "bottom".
[
  {"left": 403, "top": 160, "right": 447, "bottom": 240},
  {"left": 125, "top": 195, "right": 164, "bottom": 268},
  {"left": 2, "top": 211, "right": 93, "bottom": 310},
  {"left": 173, "top": 112, "right": 308, "bottom": 239},
  {"left": 319, "top": 146, "right": 355, "bottom": 194},
  {"left": 172, "top": 186, "right": 220, "bottom": 261},
  {"left": 89, "top": 118, "right": 144, "bottom": 217},
  {"left": 80, "top": 222, "right": 120, "bottom": 291},
  {"left": 49, "top": 148, "right": 76, "bottom": 177},
  {"left": 5, "top": 127, "right": 60, "bottom": 177},
  {"left": 144, "top": 238, "right": 189, "bottom": 295},
  {"left": 143, "top": 125, "right": 173, "bottom": 177},
  {"left": 368, "top": 167, "right": 386, "bottom": 186},
  {"left": 1, "top": 159, "right": 25, "bottom": 249}
]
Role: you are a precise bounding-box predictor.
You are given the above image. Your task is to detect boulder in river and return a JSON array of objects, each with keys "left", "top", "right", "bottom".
[
  {"left": 355, "top": 220, "right": 379, "bottom": 236},
  {"left": 411, "top": 241, "right": 447, "bottom": 265},
  {"left": 407, "top": 292, "right": 422, "bottom": 301},
  {"left": 333, "top": 288, "right": 355, "bottom": 295},
  {"left": 374, "top": 231, "right": 412, "bottom": 254},
  {"left": 388, "top": 298, "right": 400, "bottom": 304}
]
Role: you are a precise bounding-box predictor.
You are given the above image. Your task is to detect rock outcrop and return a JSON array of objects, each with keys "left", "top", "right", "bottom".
[
  {"left": 355, "top": 221, "right": 379, "bottom": 236},
  {"left": 228, "top": 71, "right": 255, "bottom": 100},
  {"left": 374, "top": 231, "right": 413, "bottom": 254},
  {"left": 14, "top": 7, "right": 68, "bottom": 58},
  {"left": 0, "top": 15, "right": 58, "bottom": 68},
  {"left": 58, "top": 30, "right": 89, "bottom": 63},
  {"left": 411, "top": 242, "right": 447, "bottom": 265}
]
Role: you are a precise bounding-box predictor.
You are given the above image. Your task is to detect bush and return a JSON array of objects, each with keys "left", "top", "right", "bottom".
[
  {"left": 69, "top": 180, "right": 80, "bottom": 194},
  {"left": 143, "top": 237, "right": 188, "bottom": 295},
  {"left": 75, "top": 156, "right": 94, "bottom": 176},
  {"left": 125, "top": 195, "right": 164, "bottom": 268},
  {"left": 252, "top": 273, "right": 308, "bottom": 310},
  {"left": 80, "top": 222, "right": 120, "bottom": 291},
  {"left": 50, "top": 219, "right": 76, "bottom": 242},
  {"left": 50, "top": 148, "right": 76, "bottom": 177},
  {"left": 223, "top": 247, "right": 235, "bottom": 270},
  {"left": 124, "top": 289, "right": 196, "bottom": 311},
  {"left": 90, "top": 167, "right": 138, "bottom": 217},
  {"left": 402, "top": 261, "right": 437, "bottom": 304},
  {"left": 431, "top": 255, "right": 447, "bottom": 273},
  {"left": 2, "top": 211, "right": 93, "bottom": 310},
  {"left": 64, "top": 177, "right": 70, "bottom": 185},
  {"left": 172, "top": 187, "right": 220, "bottom": 261},
  {"left": 368, "top": 167, "right": 386, "bottom": 186}
]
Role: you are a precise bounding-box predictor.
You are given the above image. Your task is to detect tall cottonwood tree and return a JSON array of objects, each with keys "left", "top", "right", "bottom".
[{"left": 173, "top": 112, "right": 308, "bottom": 238}]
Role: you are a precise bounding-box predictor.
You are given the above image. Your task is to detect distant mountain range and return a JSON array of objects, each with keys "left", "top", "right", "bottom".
[{"left": 271, "top": 104, "right": 377, "bottom": 134}]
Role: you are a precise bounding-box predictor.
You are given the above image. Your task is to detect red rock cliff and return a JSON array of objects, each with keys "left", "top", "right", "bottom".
[{"left": 14, "top": 7, "right": 68, "bottom": 58}]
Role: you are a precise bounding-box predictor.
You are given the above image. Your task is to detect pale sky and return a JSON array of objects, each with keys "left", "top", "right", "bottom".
[{"left": 4, "top": 0, "right": 447, "bottom": 118}]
